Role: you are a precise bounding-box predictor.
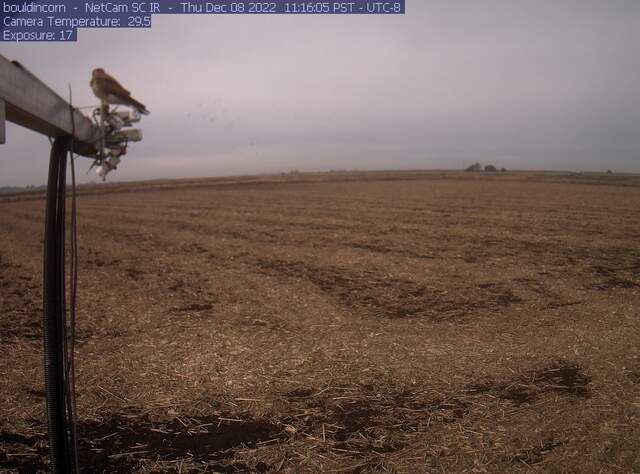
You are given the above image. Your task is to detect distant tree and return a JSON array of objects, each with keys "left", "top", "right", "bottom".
[
  {"left": 466, "top": 162, "right": 482, "bottom": 172},
  {"left": 484, "top": 164, "right": 498, "bottom": 172},
  {"left": 500, "top": 167, "right": 507, "bottom": 172},
  {"left": 607, "top": 169, "right": 613, "bottom": 174}
]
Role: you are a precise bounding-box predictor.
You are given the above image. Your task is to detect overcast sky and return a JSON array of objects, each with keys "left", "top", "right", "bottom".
[{"left": 1, "top": 1, "right": 639, "bottom": 186}]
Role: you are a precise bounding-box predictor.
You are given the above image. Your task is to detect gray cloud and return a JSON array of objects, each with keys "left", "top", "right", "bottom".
[{"left": 2, "top": 1, "right": 639, "bottom": 185}]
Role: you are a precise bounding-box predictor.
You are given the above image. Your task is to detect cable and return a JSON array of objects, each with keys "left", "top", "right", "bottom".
[
  {"left": 67, "top": 85, "right": 80, "bottom": 473},
  {"left": 68, "top": 150, "right": 79, "bottom": 473},
  {"left": 43, "top": 135, "right": 71, "bottom": 474},
  {"left": 42, "top": 90, "right": 81, "bottom": 473}
]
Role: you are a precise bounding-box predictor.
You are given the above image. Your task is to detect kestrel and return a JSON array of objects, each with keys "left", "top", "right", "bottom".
[{"left": 90, "top": 68, "right": 149, "bottom": 115}]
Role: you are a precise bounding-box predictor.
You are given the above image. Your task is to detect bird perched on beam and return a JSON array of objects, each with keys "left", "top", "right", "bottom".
[{"left": 90, "top": 68, "right": 149, "bottom": 115}]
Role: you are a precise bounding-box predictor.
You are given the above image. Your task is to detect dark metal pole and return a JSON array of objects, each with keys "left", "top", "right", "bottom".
[{"left": 43, "top": 135, "right": 74, "bottom": 473}]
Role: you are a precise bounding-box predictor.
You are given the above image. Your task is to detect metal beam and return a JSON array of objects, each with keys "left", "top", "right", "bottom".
[{"left": 0, "top": 55, "right": 100, "bottom": 157}]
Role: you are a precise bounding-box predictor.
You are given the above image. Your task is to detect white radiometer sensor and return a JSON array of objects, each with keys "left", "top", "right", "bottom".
[
  {"left": 96, "top": 155, "right": 121, "bottom": 180},
  {"left": 90, "top": 100, "right": 146, "bottom": 180},
  {"left": 119, "top": 128, "right": 143, "bottom": 142},
  {"left": 105, "top": 109, "right": 141, "bottom": 129},
  {"left": 113, "top": 109, "right": 141, "bottom": 125}
]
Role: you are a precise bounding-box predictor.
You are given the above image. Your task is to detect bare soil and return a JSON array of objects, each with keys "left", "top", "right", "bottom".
[{"left": 1, "top": 170, "right": 639, "bottom": 473}]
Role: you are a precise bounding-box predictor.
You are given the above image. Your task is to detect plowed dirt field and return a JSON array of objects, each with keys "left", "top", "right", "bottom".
[{"left": 1, "top": 171, "right": 639, "bottom": 473}]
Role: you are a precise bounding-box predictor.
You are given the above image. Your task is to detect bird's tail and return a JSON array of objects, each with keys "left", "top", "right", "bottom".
[{"left": 129, "top": 97, "right": 149, "bottom": 115}]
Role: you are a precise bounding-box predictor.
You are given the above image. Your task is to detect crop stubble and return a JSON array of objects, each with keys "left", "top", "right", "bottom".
[{"left": 1, "top": 171, "right": 639, "bottom": 472}]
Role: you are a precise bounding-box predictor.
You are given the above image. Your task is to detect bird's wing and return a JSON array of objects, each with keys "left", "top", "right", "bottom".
[{"left": 96, "top": 73, "right": 131, "bottom": 98}]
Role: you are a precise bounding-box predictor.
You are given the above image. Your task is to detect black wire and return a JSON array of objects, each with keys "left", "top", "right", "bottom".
[
  {"left": 43, "top": 90, "right": 81, "bottom": 473},
  {"left": 56, "top": 135, "right": 69, "bottom": 470},
  {"left": 43, "top": 136, "right": 71, "bottom": 474},
  {"left": 68, "top": 155, "right": 79, "bottom": 470},
  {"left": 67, "top": 86, "right": 80, "bottom": 473}
]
